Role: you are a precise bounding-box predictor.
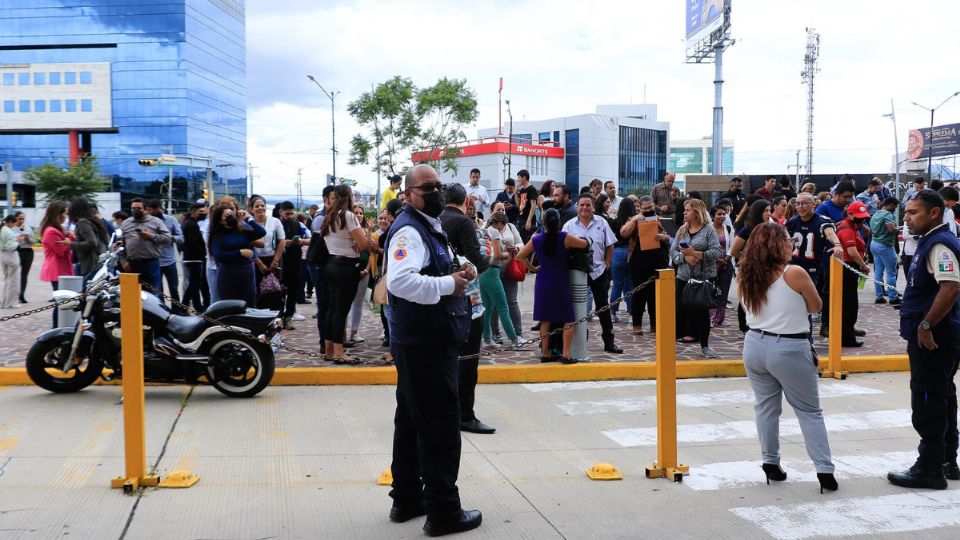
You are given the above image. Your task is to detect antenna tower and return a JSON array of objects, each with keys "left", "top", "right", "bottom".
[{"left": 801, "top": 28, "right": 820, "bottom": 174}]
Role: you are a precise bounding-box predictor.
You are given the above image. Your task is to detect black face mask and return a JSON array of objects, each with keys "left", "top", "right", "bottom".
[
  {"left": 642, "top": 210, "right": 656, "bottom": 217},
  {"left": 131, "top": 209, "right": 144, "bottom": 220},
  {"left": 421, "top": 191, "right": 445, "bottom": 218},
  {"left": 225, "top": 215, "right": 238, "bottom": 228}
]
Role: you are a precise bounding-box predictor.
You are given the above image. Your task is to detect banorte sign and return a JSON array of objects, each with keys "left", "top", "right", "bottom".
[{"left": 411, "top": 141, "right": 565, "bottom": 162}]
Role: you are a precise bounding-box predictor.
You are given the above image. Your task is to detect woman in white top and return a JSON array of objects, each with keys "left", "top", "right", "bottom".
[
  {"left": 249, "top": 195, "right": 285, "bottom": 283},
  {"left": 489, "top": 201, "right": 524, "bottom": 341},
  {"left": 738, "top": 222, "right": 837, "bottom": 494},
  {"left": 320, "top": 185, "right": 369, "bottom": 362},
  {"left": 346, "top": 202, "right": 372, "bottom": 346}
]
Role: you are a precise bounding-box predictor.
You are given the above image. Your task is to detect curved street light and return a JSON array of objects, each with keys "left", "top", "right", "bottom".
[
  {"left": 910, "top": 90, "right": 960, "bottom": 179},
  {"left": 307, "top": 75, "right": 340, "bottom": 183}
]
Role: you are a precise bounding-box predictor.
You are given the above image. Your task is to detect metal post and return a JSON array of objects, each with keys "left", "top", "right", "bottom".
[
  {"left": 886, "top": 100, "right": 901, "bottom": 221},
  {"left": 928, "top": 109, "right": 935, "bottom": 179},
  {"left": 645, "top": 269, "right": 688, "bottom": 482},
  {"left": 822, "top": 257, "right": 847, "bottom": 380},
  {"left": 711, "top": 44, "right": 723, "bottom": 176},
  {"left": 111, "top": 273, "right": 159, "bottom": 492},
  {"left": 795, "top": 150, "right": 801, "bottom": 192},
  {"left": 3, "top": 162, "right": 12, "bottom": 215},
  {"left": 166, "top": 146, "right": 174, "bottom": 214},
  {"left": 331, "top": 94, "right": 337, "bottom": 180}
]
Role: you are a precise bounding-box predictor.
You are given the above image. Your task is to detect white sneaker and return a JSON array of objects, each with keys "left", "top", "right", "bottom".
[
  {"left": 701, "top": 346, "right": 718, "bottom": 359},
  {"left": 291, "top": 312, "right": 306, "bottom": 321},
  {"left": 511, "top": 337, "right": 530, "bottom": 347},
  {"left": 482, "top": 338, "right": 498, "bottom": 349}
]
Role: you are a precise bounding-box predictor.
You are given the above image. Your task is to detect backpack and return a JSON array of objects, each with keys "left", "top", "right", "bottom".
[{"left": 477, "top": 228, "right": 494, "bottom": 266}]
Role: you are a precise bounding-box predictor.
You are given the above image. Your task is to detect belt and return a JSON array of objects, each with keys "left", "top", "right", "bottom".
[
  {"left": 328, "top": 255, "right": 359, "bottom": 262},
  {"left": 750, "top": 329, "right": 810, "bottom": 340}
]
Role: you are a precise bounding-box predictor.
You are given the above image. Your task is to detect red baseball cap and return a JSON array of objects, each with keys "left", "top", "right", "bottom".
[{"left": 847, "top": 202, "right": 871, "bottom": 219}]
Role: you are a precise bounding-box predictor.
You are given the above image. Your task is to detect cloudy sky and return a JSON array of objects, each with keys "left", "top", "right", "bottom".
[{"left": 245, "top": 0, "right": 959, "bottom": 199}]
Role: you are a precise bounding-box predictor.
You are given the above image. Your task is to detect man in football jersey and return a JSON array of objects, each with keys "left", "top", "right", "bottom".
[{"left": 787, "top": 193, "right": 843, "bottom": 333}]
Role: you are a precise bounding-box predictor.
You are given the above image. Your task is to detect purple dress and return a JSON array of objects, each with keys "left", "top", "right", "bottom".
[{"left": 533, "top": 231, "right": 574, "bottom": 323}]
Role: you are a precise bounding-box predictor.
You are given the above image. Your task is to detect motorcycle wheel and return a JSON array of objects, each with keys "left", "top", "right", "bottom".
[
  {"left": 204, "top": 337, "right": 275, "bottom": 398},
  {"left": 25, "top": 337, "right": 103, "bottom": 393}
]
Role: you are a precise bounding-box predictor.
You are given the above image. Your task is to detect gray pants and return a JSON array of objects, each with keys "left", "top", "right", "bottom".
[
  {"left": 742, "top": 330, "right": 835, "bottom": 473},
  {"left": 0, "top": 251, "right": 19, "bottom": 308}
]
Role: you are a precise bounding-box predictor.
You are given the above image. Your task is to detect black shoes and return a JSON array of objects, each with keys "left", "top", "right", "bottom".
[
  {"left": 761, "top": 463, "right": 787, "bottom": 484},
  {"left": 874, "top": 298, "right": 887, "bottom": 304},
  {"left": 887, "top": 466, "right": 948, "bottom": 490},
  {"left": 889, "top": 297, "right": 902, "bottom": 306},
  {"left": 817, "top": 473, "right": 838, "bottom": 493},
  {"left": 460, "top": 418, "right": 495, "bottom": 434},
  {"left": 603, "top": 340, "right": 623, "bottom": 354},
  {"left": 389, "top": 500, "right": 427, "bottom": 523},
  {"left": 853, "top": 328, "right": 866, "bottom": 337},
  {"left": 423, "top": 509, "right": 482, "bottom": 537},
  {"left": 841, "top": 340, "right": 864, "bottom": 348},
  {"left": 944, "top": 462, "right": 960, "bottom": 481}
]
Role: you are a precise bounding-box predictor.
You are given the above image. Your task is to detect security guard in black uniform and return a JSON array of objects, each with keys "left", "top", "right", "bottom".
[
  {"left": 888, "top": 191, "right": 960, "bottom": 490},
  {"left": 385, "top": 164, "right": 483, "bottom": 536}
]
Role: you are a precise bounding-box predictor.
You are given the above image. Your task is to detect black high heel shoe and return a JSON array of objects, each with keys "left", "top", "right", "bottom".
[
  {"left": 761, "top": 463, "right": 787, "bottom": 484},
  {"left": 817, "top": 473, "right": 838, "bottom": 493}
]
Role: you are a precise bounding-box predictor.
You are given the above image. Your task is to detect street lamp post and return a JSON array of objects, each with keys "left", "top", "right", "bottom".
[
  {"left": 307, "top": 75, "right": 340, "bottom": 181},
  {"left": 910, "top": 90, "right": 960, "bottom": 180},
  {"left": 882, "top": 100, "right": 902, "bottom": 221},
  {"left": 505, "top": 100, "right": 513, "bottom": 181}
]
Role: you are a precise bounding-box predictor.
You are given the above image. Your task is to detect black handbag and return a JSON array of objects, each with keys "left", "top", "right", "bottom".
[
  {"left": 681, "top": 260, "right": 723, "bottom": 309},
  {"left": 567, "top": 238, "right": 594, "bottom": 273}
]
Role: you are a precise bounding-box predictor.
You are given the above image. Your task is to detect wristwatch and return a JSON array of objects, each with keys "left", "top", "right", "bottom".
[{"left": 920, "top": 320, "right": 932, "bottom": 331}]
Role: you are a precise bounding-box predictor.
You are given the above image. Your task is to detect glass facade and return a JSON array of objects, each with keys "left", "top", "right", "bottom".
[
  {"left": 0, "top": 0, "right": 247, "bottom": 210},
  {"left": 706, "top": 147, "right": 735, "bottom": 173},
  {"left": 618, "top": 126, "right": 667, "bottom": 192},
  {"left": 565, "top": 129, "right": 580, "bottom": 187}
]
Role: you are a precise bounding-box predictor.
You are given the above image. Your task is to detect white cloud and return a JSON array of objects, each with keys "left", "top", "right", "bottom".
[{"left": 245, "top": 0, "right": 960, "bottom": 198}]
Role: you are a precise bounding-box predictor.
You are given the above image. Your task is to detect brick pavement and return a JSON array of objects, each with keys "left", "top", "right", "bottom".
[{"left": 0, "top": 251, "right": 909, "bottom": 368}]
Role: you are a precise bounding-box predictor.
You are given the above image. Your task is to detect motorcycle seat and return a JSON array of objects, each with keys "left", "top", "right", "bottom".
[
  {"left": 204, "top": 300, "right": 247, "bottom": 319},
  {"left": 166, "top": 315, "right": 209, "bottom": 343}
]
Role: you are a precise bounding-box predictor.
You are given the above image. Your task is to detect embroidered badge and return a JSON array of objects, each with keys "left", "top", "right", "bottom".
[
  {"left": 393, "top": 248, "right": 407, "bottom": 260},
  {"left": 937, "top": 250, "right": 955, "bottom": 273},
  {"left": 394, "top": 236, "right": 409, "bottom": 248}
]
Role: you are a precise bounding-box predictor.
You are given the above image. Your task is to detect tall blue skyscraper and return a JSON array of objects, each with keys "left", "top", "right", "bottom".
[{"left": 0, "top": 0, "right": 247, "bottom": 207}]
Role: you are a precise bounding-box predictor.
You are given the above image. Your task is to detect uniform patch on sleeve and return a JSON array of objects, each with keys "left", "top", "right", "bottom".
[
  {"left": 394, "top": 235, "right": 409, "bottom": 248},
  {"left": 393, "top": 248, "right": 407, "bottom": 260},
  {"left": 937, "top": 249, "right": 955, "bottom": 273}
]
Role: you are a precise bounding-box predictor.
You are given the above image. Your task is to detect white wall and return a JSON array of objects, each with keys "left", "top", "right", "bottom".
[{"left": 21, "top": 192, "right": 121, "bottom": 229}]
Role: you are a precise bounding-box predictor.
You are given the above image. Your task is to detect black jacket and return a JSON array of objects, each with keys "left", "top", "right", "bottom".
[
  {"left": 439, "top": 206, "right": 489, "bottom": 274},
  {"left": 181, "top": 218, "right": 207, "bottom": 262},
  {"left": 718, "top": 190, "right": 747, "bottom": 215},
  {"left": 559, "top": 202, "right": 578, "bottom": 225}
]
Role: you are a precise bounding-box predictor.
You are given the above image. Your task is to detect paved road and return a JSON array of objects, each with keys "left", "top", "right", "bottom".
[
  {"left": 1, "top": 252, "right": 909, "bottom": 367},
  {"left": 0, "top": 372, "right": 957, "bottom": 539}
]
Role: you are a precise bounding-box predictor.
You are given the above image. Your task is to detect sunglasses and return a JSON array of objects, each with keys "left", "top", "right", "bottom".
[{"left": 409, "top": 182, "right": 444, "bottom": 193}]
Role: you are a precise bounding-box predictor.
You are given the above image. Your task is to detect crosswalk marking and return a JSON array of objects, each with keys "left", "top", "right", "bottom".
[
  {"left": 520, "top": 378, "right": 738, "bottom": 393},
  {"left": 684, "top": 451, "right": 915, "bottom": 491},
  {"left": 557, "top": 383, "right": 882, "bottom": 415},
  {"left": 731, "top": 490, "right": 960, "bottom": 540},
  {"left": 602, "top": 409, "right": 912, "bottom": 447}
]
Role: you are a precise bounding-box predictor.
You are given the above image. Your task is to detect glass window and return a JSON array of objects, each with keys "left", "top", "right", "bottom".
[
  {"left": 33, "top": 72, "right": 45, "bottom": 85},
  {"left": 65, "top": 100, "right": 77, "bottom": 112},
  {"left": 18, "top": 73, "right": 30, "bottom": 85},
  {"left": 81, "top": 99, "right": 92, "bottom": 112},
  {"left": 618, "top": 126, "right": 668, "bottom": 192},
  {"left": 80, "top": 71, "right": 92, "bottom": 84},
  {"left": 553, "top": 131, "right": 560, "bottom": 143},
  {"left": 565, "top": 129, "right": 580, "bottom": 187},
  {"left": 64, "top": 72, "right": 76, "bottom": 85},
  {"left": 19, "top": 100, "right": 30, "bottom": 113},
  {"left": 49, "top": 72, "right": 60, "bottom": 85},
  {"left": 34, "top": 100, "right": 45, "bottom": 113},
  {"left": 538, "top": 131, "right": 551, "bottom": 142},
  {"left": 49, "top": 100, "right": 61, "bottom": 112},
  {"left": 2, "top": 73, "right": 12, "bottom": 85},
  {"left": 3, "top": 100, "right": 13, "bottom": 113}
]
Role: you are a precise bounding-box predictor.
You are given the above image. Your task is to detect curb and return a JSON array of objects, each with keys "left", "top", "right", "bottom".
[{"left": 0, "top": 355, "right": 909, "bottom": 387}]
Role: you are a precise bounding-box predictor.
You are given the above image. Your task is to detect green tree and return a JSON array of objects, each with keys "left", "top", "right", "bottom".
[
  {"left": 25, "top": 155, "right": 110, "bottom": 202},
  {"left": 348, "top": 76, "right": 478, "bottom": 177}
]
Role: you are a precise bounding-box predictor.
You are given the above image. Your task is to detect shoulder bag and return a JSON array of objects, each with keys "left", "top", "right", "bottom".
[{"left": 680, "top": 259, "right": 723, "bottom": 309}]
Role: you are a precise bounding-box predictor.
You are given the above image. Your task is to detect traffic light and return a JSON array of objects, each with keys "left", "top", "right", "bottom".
[
  {"left": 202, "top": 188, "right": 211, "bottom": 202},
  {"left": 10, "top": 192, "right": 16, "bottom": 207},
  {"left": 138, "top": 158, "right": 157, "bottom": 167}
]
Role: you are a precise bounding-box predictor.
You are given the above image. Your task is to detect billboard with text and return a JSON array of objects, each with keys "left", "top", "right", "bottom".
[
  {"left": 686, "top": 0, "right": 725, "bottom": 42},
  {"left": 907, "top": 123, "right": 960, "bottom": 160}
]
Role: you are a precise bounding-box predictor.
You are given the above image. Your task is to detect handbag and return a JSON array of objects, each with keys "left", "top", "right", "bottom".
[
  {"left": 260, "top": 271, "right": 282, "bottom": 295},
  {"left": 505, "top": 257, "right": 526, "bottom": 282},
  {"left": 680, "top": 260, "right": 723, "bottom": 309},
  {"left": 373, "top": 248, "right": 389, "bottom": 305},
  {"left": 567, "top": 239, "right": 594, "bottom": 274}
]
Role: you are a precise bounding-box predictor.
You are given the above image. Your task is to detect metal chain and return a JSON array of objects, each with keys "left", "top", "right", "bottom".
[
  {"left": 831, "top": 255, "right": 905, "bottom": 296},
  {"left": 0, "top": 287, "right": 100, "bottom": 323}
]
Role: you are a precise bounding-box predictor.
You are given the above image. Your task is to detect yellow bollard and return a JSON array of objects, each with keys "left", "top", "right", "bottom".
[
  {"left": 111, "top": 274, "right": 159, "bottom": 493},
  {"left": 645, "top": 269, "right": 688, "bottom": 482},
  {"left": 822, "top": 257, "right": 848, "bottom": 380}
]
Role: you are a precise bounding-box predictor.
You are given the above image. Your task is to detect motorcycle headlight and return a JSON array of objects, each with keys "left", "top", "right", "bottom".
[{"left": 52, "top": 290, "right": 81, "bottom": 311}]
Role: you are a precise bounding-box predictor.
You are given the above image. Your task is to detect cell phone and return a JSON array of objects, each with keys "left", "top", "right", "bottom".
[
  {"left": 679, "top": 241, "right": 689, "bottom": 249},
  {"left": 291, "top": 235, "right": 301, "bottom": 242}
]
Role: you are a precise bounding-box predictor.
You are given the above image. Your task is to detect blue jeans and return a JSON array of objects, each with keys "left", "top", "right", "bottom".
[
  {"left": 870, "top": 242, "right": 898, "bottom": 300},
  {"left": 128, "top": 259, "right": 162, "bottom": 296},
  {"left": 610, "top": 245, "right": 633, "bottom": 315},
  {"left": 206, "top": 264, "right": 219, "bottom": 304},
  {"left": 160, "top": 263, "right": 180, "bottom": 304}
]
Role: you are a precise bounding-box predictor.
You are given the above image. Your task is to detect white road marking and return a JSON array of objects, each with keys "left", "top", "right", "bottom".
[
  {"left": 731, "top": 490, "right": 960, "bottom": 540},
  {"left": 557, "top": 383, "right": 882, "bottom": 415},
  {"left": 602, "top": 409, "right": 912, "bottom": 447},
  {"left": 684, "top": 451, "right": 915, "bottom": 491},
  {"left": 521, "top": 377, "right": 743, "bottom": 393}
]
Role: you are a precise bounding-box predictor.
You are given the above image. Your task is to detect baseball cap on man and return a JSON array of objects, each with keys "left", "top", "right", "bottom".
[{"left": 847, "top": 202, "right": 871, "bottom": 219}]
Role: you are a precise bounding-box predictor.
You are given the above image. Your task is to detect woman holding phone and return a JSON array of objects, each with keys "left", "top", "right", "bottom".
[{"left": 669, "top": 199, "right": 722, "bottom": 358}]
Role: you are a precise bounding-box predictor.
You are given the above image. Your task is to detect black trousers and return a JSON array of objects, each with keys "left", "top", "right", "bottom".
[
  {"left": 459, "top": 315, "right": 482, "bottom": 421},
  {"left": 676, "top": 279, "right": 711, "bottom": 347},
  {"left": 628, "top": 251, "right": 665, "bottom": 330},
  {"left": 322, "top": 257, "right": 360, "bottom": 344},
  {"left": 818, "top": 263, "right": 831, "bottom": 330},
  {"left": 841, "top": 265, "right": 860, "bottom": 343},
  {"left": 312, "top": 263, "right": 329, "bottom": 344},
  {"left": 587, "top": 269, "right": 614, "bottom": 341},
  {"left": 390, "top": 341, "right": 462, "bottom": 517},
  {"left": 907, "top": 341, "right": 960, "bottom": 470},
  {"left": 17, "top": 247, "right": 32, "bottom": 300},
  {"left": 182, "top": 261, "right": 207, "bottom": 311},
  {"left": 282, "top": 259, "right": 301, "bottom": 318}
]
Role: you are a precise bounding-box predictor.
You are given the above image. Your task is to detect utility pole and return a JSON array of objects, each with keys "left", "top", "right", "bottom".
[
  {"left": 247, "top": 163, "right": 257, "bottom": 200},
  {"left": 787, "top": 150, "right": 802, "bottom": 191},
  {"left": 307, "top": 75, "right": 340, "bottom": 180},
  {"left": 685, "top": 1, "right": 733, "bottom": 177},
  {"left": 297, "top": 168, "right": 303, "bottom": 210},
  {"left": 3, "top": 162, "right": 13, "bottom": 214},
  {"left": 801, "top": 28, "right": 820, "bottom": 175},
  {"left": 505, "top": 99, "right": 514, "bottom": 181},
  {"left": 166, "top": 145, "right": 174, "bottom": 214},
  {"left": 883, "top": 100, "right": 902, "bottom": 221}
]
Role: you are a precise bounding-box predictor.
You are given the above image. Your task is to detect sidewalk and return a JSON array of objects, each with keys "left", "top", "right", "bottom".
[{"left": 0, "top": 372, "right": 957, "bottom": 539}]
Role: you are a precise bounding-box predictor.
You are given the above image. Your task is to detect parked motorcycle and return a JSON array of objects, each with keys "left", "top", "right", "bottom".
[{"left": 26, "top": 249, "right": 281, "bottom": 397}]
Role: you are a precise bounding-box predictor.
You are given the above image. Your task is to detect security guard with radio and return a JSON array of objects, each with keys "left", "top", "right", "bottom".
[
  {"left": 888, "top": 191, "right": 960, "bottom": 490},
  {"left": 384, "top": 164, "right": 482, "bottom": 536}
]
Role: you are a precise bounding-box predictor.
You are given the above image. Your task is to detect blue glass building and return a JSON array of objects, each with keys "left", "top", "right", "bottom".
[{"left": 0, "top": 0, "right": 247, "bottom": 209}]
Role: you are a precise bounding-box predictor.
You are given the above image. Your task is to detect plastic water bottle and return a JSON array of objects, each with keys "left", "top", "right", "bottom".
[{"left": 465, "top": 280, "right": 484, "bottom": 319}]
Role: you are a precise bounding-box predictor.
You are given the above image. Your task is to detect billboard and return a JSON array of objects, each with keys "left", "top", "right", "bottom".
[
  {"left": 0, "top": 62, "right": 113, "bottom": 132},
  {"left": 686, "top": 0, "right": 726, "bottom": 42},
  {"left": 907, "top": 123, "right": 960, "bottom": 160}
]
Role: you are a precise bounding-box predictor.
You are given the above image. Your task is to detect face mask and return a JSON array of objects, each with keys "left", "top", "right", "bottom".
[
  {"left": 642, "top": 210, "right": 656, "bottom": 217},
  {"left": 421, "top": 191, "right": 444, "bottom": 218},
  {"left": 225, "top": 215, "right": 238, "bottom": 228},
  {"left": 131, "top": 209, "right": 144, "bottom": 220}
]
